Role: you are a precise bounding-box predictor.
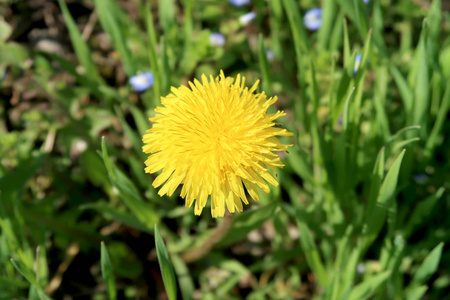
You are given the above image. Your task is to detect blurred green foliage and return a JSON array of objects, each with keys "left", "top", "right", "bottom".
[{"left": 0, "top": 0, "right": 450, "bottom": 299}]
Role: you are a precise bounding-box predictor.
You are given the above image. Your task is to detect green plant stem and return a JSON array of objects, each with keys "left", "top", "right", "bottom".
[{"left": 181, "top": 212, "right": 235, "bottom": 264}]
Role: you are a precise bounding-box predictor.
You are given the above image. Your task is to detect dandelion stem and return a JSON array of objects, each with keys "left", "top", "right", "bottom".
[{"left": 181, "top": 212, "right": 235, "bottom": 263}]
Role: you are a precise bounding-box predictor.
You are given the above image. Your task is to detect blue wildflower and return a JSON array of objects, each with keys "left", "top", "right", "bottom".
[
  {"left": 304, "top": 8, "right": 322, "bottom": 31},
  {"left": 413, "top": 174, "right": 428, "bottom": 184},
  {"left": 229, "top": 0, "right": 250, "bottom": 6},
  {"left": 266, "top": 49, "right": 275, "bottom": 61},
  {"left": 354, "top": 54, "right": 362, "bottom": 75},
  {"left": 363, "top": 0, "right": 370, "bottom": 3},
  {"left": 129, "top": 72, "right": 154, "bottom": 92},
  {"left": 239, "top": 12, "right": 256, "bottom": 25},
  {"left": 209, "top": 32, "right": 226, "bottom": 47}
]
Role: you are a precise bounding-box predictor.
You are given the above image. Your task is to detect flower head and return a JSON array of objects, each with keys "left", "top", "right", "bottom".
[
  {"left": 239, "top": 12, "right": 256, "bottom": 25},
  {"left": 142, "top": 71, "right": 292, "bottom": 217},
  {"left": 266, "top": 49, "right": 275, "bottom": 61},
  {"left": 209, "top": 32, "right": 226, "bottom": 47},
  {"left": 354, "top": 54, "right": 362, "bottom": 75},
  {"left": 304, "top": 8, "right": 322, "bottom": 31},
  {"left": 229, "top": 0, "right": 250, "bottom": 6},
  {"left": 129, "top": 72, "right": 154, "bottom": 92},
  {"left": 363, "top": 0, "right": 370, "bottom": 3}
]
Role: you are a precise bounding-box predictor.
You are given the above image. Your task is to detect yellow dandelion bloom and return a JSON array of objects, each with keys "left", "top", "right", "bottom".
[{"left": 142, "top": 71, "right": 292, "bottom": 218}]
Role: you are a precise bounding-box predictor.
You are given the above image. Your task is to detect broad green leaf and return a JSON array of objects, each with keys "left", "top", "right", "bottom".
[
  {"left": 412, "top": 242, "right": 444, "bottom": 285},
  {"left": 217, "top": 202, "right": 279, "bottom": 247},
  {"left": 101, "top": 242, "right": 117, "bottom": 300},
  {"left": 155, "top": 225, "right": 177, "bottom": 300},
  {"left": 348, "top": 271, "right": 391, "bottom": 300}
]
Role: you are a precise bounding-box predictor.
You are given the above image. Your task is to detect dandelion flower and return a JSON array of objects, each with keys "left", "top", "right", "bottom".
[
  {"left": 209, "top": 32, "right": 226, "bottom": 47},
  {"left": 142, "top": 71, "right": 292, "bottom": 218},
  {"left": 239, "top": 12, "right": 256, "bottom": 25},
  {"left": 129, "top": 72, "right": 154, "bottom": 92},
  {"left": 304, "top": 8, "right": 322, "bottom": 31}
]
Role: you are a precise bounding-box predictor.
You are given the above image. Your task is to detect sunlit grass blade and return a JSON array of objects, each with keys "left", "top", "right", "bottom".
[
  {"left": 348, "top": 271, "right": 392, "bottom": 300},
  {"left": 411, "top": 21, "right": 430, "bottom": 126},
  {"left": 171, "top": 255, "right": 194, "bottom": 300},
  {"left": 10, "top": 259, "right": 52, "bottom": 300},
  {"left": 94, "top": 0, "right": 136, "bottom": 76},
  {"left": 81, "top": 203, "right": 153, "bottom": 233},
  {"left": 281, "top": 0, "right": 308, "bottom": 127},
  {"left": 101, "top": 242, "right": 117, "bottom": 300},
  {"left": 101, "top": 137, "right": 159, "bottom": 228},
  {"left": 412, "top": 242, "right": 444, "bottom": 285},
  {"left": 158, "top": 0, "right": 176, "bottom": 38},
  {"left": 296, "top": 210, "right": 328, "bottom": 286},
  {"left": 317, "top": 0, "right": 336, "bottom": 50},
  {"left": 57, "top": 0, "right": 102, "bottom": 84},
  {"left": 362, "top": 150, "right": 406, "bottom": 251},
  {"left": 424, "top": 79, "right": 450, "bottom": 160},
  {"left": 405, "top": 285, "right": 428, "bottom": 300},
  {"left": 390, "top": 66, "right": 413, "bottom": 116},
  {"left": 155, "top": 224, "right": 177, "bottom": 300},
  {"left": 367, "top": 147, "right": 385, "bottom": 213},
  {"left": 258, "top": 34, "right": 271, "bottom": 95},
  {"left": 145, "top": 3, "right": 161, "bottom": 107}
]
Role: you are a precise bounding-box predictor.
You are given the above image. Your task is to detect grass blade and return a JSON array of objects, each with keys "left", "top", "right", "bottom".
[
  {"left": 362, "top": 150, "right": 406, "bottom": 251},
  {"left": 258, "top": 34, "right": 271, "bottom": 95},
  {"left": 348, "top": 271, "right": 392, "bottom": 300},
  {"left": 101, "top": 242, "right": 117, "bottom": 300},
  {"left": 57, "top": 0, "right": 101, "bottom": 84},
  {"left": 412, "top": 242, "right": 444, "bottom": 285},
  {"left": 155, "top": 225, "right": 177, "bottom": 300}
]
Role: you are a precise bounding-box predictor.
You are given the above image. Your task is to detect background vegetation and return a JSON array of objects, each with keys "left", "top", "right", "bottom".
[{"left": 1, "top": 0, "right": 449, "bottom": 299}]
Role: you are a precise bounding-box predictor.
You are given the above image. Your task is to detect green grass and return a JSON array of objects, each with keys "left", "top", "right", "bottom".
[{"left": 0, "top": 0, "right": 449, "bottom": 298}]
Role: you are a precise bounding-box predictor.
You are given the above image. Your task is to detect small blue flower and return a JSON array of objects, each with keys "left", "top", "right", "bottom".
[
  {"left": 304, "top": 8, "right": 322, "bottom": 31},
  {"left": 239, "top": 12, "right": 256, "bottom": 25},
  {"left": 266, "top": 49, "right": 275, "bottom": 61},
  {"left": 209, "top": 32, "right": 226, "bottom": 47},
  {"left": 229, "top": 0, "right": 250, "bottom": 6},
  {"left": 413, "top": 174, "right": 428, "bottom": 184},
  {"left": 363, "top": 0, "right": 370, "bottom": 3},
  {"left": 129, "top": 72, "right": 154, "bottom": 92},
  {"left": 354, "top": 54, "right": 362, "bottom": 75}
]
